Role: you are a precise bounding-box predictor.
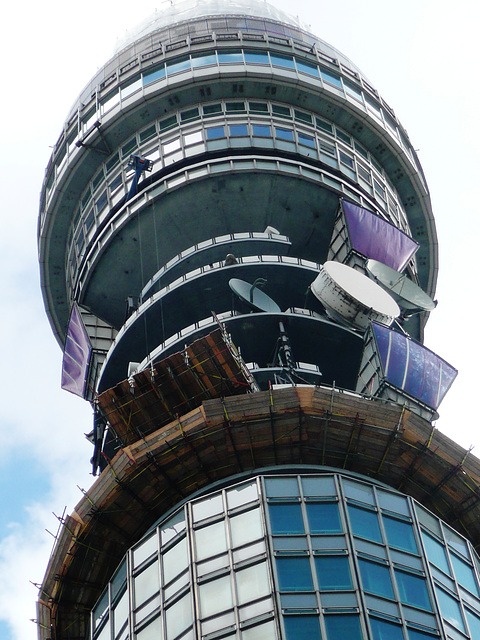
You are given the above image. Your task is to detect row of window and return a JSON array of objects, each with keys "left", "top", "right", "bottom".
[
  {"left": 43, "top": 44, "right": 419, "bottom": 232},
  {"left": 91, "top": 474, "right": 480, "bottom": 640},
  {"left": 66, "top": 107, "right": 407, "bottom": 275}
]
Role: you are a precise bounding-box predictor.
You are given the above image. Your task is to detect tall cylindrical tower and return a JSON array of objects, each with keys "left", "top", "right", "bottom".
[{"left": 38, "top": 3, "right": 480, "bottom": 640}]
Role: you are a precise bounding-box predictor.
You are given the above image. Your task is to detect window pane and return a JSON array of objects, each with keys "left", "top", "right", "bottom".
[
  {"left": 320, "top": 69, "right": 342, "bottom": 89},
  {"left": 230, "top": 124, "right": 248, "bottom": 137},
  {"left": 166, "top": 57, "right": 191, "bottom": 75},
  {"left": 276, "top": 557, "right": 314, "bottom": 592},
  {"left": 315, "top": 556, "right": 352, "bottom": 591},
  {"left": 407, "top": 629, "right": 438, "bottom": 640},
  {"left": 343, "top": 479, "right": 374, "bottom": 504},
  {"left": 306, "top": 503, "right": 341, "bottom": 534},
  {"left": 325, "top": 615, "right": 363, "bottom": 640},
  {"left": 466, "top": 609, "right": 480, "bottom": 638},
  {"left": 383, "top": 516, "right": 417, "bottom": 554},
  {"left": 134, "top": 561, "right": 160, "bottom": 606},
  {"left": 165, "top": 592, "right": 192, "bottom": 639},
  {"left": 269, "top": 503, "right": 304, "bottom": 534},
  {"left": 230, "top": 508, "right": 263, "bottom": 547},
  {"left": 206, "top": 126, "right": 226, "bottom": 140},
  {"left": 296, "top": 60, "right": 319, "bottom": 77},
  {"left": 302, "top": 476, "right": 336, "bottom": 496},
  {"left": 275, "top": 127, "right": 294, "bottom": 141},
  {"left": 218, "top": 50, "right": 243, "bottom": 63},
  {"left": 195, "top": 520, "right": 227, "bottom": 560},
  {"left": 270, "top": 54, "right": 295, "bottom": 69},
  {"left": 143, "top": 66, "right": 166, "bottom": 85},
  {"left": 394, "top": 570, "right": 432, "bottom": 610},
  {"left": 298, "top": 133, "right": 316, "bottom": 148},
  {"left": 358, "top": 559, "right": 394, "bottom": 599},
  {"left": 192, "top": 52, "right": 217, "bottom": 67},
  {"left": 236, "top": 562, "right": 270, "bottom": 604},
  {"left": 163, "top": 536, "right": 188, "bottom": 583},
  {"left": 421, "top": 532, "right": 451, "bottom": 575},
  {"left": 369, "top": 617, "right": 403, "bottom": 640},
  {"left": 347, "top": 505, "right": 382, "bottom": 543},
  {"left": 243, "top": 620, "right": 277, "bottom": 640},
  {"left": 435, "top": 586, "right": 465, "bottom": 632},
  {"left": 265, "top": 478, "right": 299, "bottom": 497},
  {"left": 252, "top": 125, "right": 271, "bottom": 137},
  {"left": 444, "top": 528, "right": 468, "bottom": 557},
  {"left": 137, "top": 616, "right": 162, "bottom": 640},
  {"left": 226, "top": 482, "right": 258, "bottom": 509},
  {"left": 450, "top": 553, "right": 479, "bottom": 595},
  {"left": 192, "top": 493, "right": 223, "bottom": 521},
  {"left": 284, "top": 615, "right": 322, "bottom": 640},
  {"left": 161, "top": 511, "right": 185, "bottom": 544},
  {"left": 244, "top": 51, "right": 269, "bottom": 64},
  {"left": 199, "top": 575, "right": 233, "bottom": 617}
]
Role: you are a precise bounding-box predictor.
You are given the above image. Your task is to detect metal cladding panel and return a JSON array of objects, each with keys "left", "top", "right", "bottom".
[
  {"left": 61, "top": 304, "right": 92, "bottom": 398},
  {"left": 372, "top": 322, "right": 457, "bottom": 410},
  {"left": 343, "top": 200, "right": 418, "bottom": 271}
]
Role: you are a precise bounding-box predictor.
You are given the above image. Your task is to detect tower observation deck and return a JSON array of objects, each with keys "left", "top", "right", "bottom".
[{"left": 36, "top": 2, "right": 480, "bottom": 640}]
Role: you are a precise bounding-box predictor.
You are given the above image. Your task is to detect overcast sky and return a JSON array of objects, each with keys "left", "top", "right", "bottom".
[{"left": 1, "top": 1, "right": 479, "bottom": 639}]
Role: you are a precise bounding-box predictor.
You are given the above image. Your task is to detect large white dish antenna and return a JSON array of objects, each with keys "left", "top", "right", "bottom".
[
  {"left": 229, "top": 278, "right": 281, "bottom": 313},
  {"left": 366, "top": 259, "right": 437, "bottom": 311},
  {"left": 311, "top": 261, "right": 400, "bottom": 330}
]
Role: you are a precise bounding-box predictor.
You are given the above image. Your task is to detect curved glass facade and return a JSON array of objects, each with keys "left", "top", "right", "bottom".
[{"left": 91, "top": 471, "right": 480, "bottom": 640}]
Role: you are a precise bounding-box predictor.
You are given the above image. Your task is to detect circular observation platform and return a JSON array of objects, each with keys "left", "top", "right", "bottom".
[{"left": 38, "top": 0, "right": 437, "bottom": 351}]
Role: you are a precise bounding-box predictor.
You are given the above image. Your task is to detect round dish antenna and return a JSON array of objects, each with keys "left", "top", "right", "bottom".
[
  {"left": 366, "top": 259, "right": 437, "bottom": 312},
  {"left": 229, "top": 278, "right": 281, "bottom": 313},
  {"left": 311, "top": 261, "right": 400, "bottom": 330}
]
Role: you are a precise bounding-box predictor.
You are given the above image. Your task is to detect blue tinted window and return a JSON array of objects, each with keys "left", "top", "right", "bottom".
[
  {"left": 269, "top": 503, "right": 304, "bottom": 534},
  {"left": 325, "top": 615, "right": 363, "bottom": 640},
  {"left": 191, "top": 52, "right": 217, "bottom": 67},
  {"left": 466, "top": 609, "right": 480, "bottom": 638},
  {"left": 435, "top": 586, "right": 465, "bottom": 632},
  {"left": 370, "top": 617, "right": 403, "bottom": 640},
  {"left": 277, "top": 557, "right": 314, "bottom": 592},
  {"left": 395, "top": 570, "right": 432, "bottom": 611},
  {"left": 407, "top": 629, "right": 438, "bottom": 640},
  {"left": 244, "top": 50, "right": 269, "bottom": 64},
  {"left": 206, "top": 126, "right": 225, "bottom": 140},
  {"left": 358, "top": 559, "right": 394, "bottom": 599},
  {"left": 270, "top": 53, "right": 295, "bottom": 69},
  {"left": 275, "top": 127, "right": 294, "bottom": 141},
  {"left": 229, "top": 124, "right": 248, "bottom": 137},
  {"left": 218, "top": 50, "right": 243, "bottom": 64},
  {"left": 296, "top": 60, "right": 319, "bottom": 77},
  {"left": 306, "top": 502, "right": 341, "bottom": 534},
  {"left": 265, "top": 477, "right": 299, "bottom": 497},
  {"left": 321, "top": 69, "right": 343, "bottom": 89},
  {"left": 166, "top": 57, "right": 191, "bottom": 75},
  {"left": 252, "top": 125, "right": 271, "bottom": 137},
  {"left": 315, "top": 556, "right": 352, "bottom": 591},
  {"left": 421, "top": 532, "right": 451, "bottom": 575},
  {"left": 347, "top": 505, "right": 382, "bottom": 543},
  {"left": 143, "top": 66, "right": 166, "bottom": 86},
  {"left": 284, "top": 615, "right": 322, "bottom": 640},
  {"left": 450, "top": 553, "right": 479, "bottom": 595},
  {"left": 383, "top": 516, "right": 417, "bottom": 554},
  {"left": 298, "top": 133, "right": 316, "bottom": 148}
]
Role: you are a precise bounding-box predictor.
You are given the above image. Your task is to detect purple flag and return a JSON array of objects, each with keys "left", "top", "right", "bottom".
[
  {"left": 61, "top": 304, "right": 92, "bottom": 397},
  {"left": 343, "top": 200, "right": 418, "bottom": 271}
]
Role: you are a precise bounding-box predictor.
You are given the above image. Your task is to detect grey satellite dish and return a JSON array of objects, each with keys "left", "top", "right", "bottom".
[
  {"left": 366, "top": 259, "right": 437, "bottom": 311},
  {"left": 229, "top": 278, "right": 281, "bottom": 313},
  {"left": 311, "top": 261, "right": 400, "bottom": 330}
]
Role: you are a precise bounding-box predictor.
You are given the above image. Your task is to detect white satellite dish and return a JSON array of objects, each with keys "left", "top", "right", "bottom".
[
  {"left": 229, "top": 278, "right": 281, "bottom": 313},
  {"left": 311, "top": 261, "right": 400, "bottom": 330},
  {"left": 366, "top": 259, "right": 437, "bottom": 311}
]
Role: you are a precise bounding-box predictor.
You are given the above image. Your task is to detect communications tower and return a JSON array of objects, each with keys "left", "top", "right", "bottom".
[{"left": 37, "top": 2, "right": 480, "bottom": 640}]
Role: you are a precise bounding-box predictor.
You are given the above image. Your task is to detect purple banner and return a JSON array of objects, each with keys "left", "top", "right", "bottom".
[
  {"left": 343, "top": 200, "right": 418, "bottom": 271},
  {"left": 372, "top": 323, "right": 457, "bottom": 410},
  {"left": 61, "top": 304, "right": 92, "bottom": 398}
]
